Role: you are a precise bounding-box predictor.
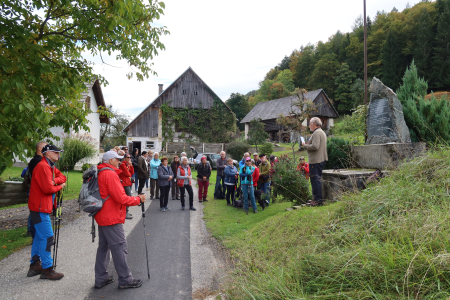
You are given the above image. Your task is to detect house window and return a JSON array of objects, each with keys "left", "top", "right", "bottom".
[
  {"left": 182, "top": 90, "right": 187, "bottom": 95},
  {"left": 146, "top": 141, "right": 155, "bottom": 149},
  {"left": 85, "top": 96, "right": 91, "bottom": 110},
  {"left": 194, "top": 90, "right": 198, "bottom": 95}
]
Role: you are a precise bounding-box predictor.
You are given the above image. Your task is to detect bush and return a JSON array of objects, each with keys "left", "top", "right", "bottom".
[
  {"left": 333, "top": 105, "right": 366, "bottom": 145},
  {"left": 258, "top": 142, "right": 273, "bottom": 156},
  {"left": 81, "top": 163, "right": 91, "bottom": 172},
  {"left": 57, "top": 133, "right": 98, "bottom": 170},
  {"left": 326, "top": 137, "right": 352, "bottom": 169},
  {"left": 226, "top": 141, "right": 250, "bottom": 160},
  {"left": 270, "top": 155, "right": 311, "bottom": 205}
]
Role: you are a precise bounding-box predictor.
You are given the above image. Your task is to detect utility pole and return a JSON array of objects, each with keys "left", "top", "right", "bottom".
[{"left": 364, "top": 0, "right": 368, "bottom": 143}]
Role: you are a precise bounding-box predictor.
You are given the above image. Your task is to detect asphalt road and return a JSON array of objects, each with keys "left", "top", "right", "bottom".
[{"left": 87, "top": 197, "right": 192, "bottom": 300}]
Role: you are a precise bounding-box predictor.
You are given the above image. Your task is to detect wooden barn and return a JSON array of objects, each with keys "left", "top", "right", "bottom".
[
  {"left": 123, "top": 67, "right": 234, "bottom": 153},
  {"left": 240, "top": 89, "right": 339, "bottom": 142}
]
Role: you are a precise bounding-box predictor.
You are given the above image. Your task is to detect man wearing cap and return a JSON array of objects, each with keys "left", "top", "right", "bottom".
[
  {"left": 302, "top": 117, "right": 328, "bottom": 206},
  {"left": 94, "top": 151, "right": 146, "bottom": 289},
  {"left": 214, "top": 151, "right": 227, "bottom": 200},
  {"left": 253, "top": 153, "right": 261, "bottom": 167},
  {"left": 27, "top": 144, "right": 66, "bottom": 280}
]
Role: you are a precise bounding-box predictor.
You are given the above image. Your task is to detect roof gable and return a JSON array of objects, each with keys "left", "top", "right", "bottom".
[{"left": 240, "top": 89, "right": 339, "bottom": 123}]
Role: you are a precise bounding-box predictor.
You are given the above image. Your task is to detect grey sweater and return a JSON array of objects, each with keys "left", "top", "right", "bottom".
[
  {"left": 177, "top": 164, "right": 191, "bottom": 186},
  {"left": 216, "top": 158, "right": 227, "bottom": 176}
]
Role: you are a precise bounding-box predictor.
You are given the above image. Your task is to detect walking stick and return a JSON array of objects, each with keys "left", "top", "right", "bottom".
[
  {"left": 53, "top": 189, "right": 63, "bottom": 268},
  {"left": 140, "top": 194, "right": 151, "bottom": 279}
]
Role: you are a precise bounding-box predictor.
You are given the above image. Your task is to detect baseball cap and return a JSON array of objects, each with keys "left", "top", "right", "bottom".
[
  {"left": 103, "top": 150, "right": 124, "bottom": 161},
  {"left": 269, "top": 155, "right": 275, "bottom": 161},
  {"left": 245, "top": 157, "right": 251, "bottom": 161},
  {"left": 42, "top": 144, "right": 63, "bottom": 153},
  {"left": 253, "top": 152, "right": 258, "bottom": 156}
]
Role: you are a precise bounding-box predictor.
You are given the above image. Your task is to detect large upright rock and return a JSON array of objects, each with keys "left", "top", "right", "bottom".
[{"left": 366, "top": 77, "right": 411, "bottom": 144}]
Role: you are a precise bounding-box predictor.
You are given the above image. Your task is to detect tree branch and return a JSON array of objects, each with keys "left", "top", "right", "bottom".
[{"left": 37, "top": 1, "right": 54, "bottom": 41}]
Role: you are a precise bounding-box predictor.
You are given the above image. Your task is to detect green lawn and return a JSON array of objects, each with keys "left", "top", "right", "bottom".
[{"left": 0, "top": 226, "right": 32, "bottom": 261}]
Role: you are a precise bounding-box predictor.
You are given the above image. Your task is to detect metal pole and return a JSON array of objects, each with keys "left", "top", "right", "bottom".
[
  {"left": 364, "top": 0, "right": 368, "bottom": 106},
  {"left": 140, "top": 196, "right": 151, "bottom": 279}
]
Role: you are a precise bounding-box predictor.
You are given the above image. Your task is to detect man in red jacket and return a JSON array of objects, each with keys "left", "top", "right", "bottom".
[
  {"left": 27, "top": 144, "right": 66, "bottom": 280},
  {"left": 94, "top": 151, "right": 146, "bottom": 290}
]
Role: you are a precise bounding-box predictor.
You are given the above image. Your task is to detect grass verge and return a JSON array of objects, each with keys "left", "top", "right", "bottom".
[
  {"left": 204, "top": 147, "right": 450, "bottom": 299},
  {"left": 0, "top": 226, "right": 31, "bottom": 261}
]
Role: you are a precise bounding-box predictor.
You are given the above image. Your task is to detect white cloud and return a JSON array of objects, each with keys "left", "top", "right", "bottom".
[{"left": 90, "top": 0, "right": 417, "bottom": 119}]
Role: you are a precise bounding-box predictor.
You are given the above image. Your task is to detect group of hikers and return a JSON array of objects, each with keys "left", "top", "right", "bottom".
[{"left": 23, "top": 116, "right": 327, "bottom": 290}]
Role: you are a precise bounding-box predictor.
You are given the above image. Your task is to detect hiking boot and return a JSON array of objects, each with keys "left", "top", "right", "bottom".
[
  {"left": 160, "top": 207, "right": 166, "bottom": 212},
  {"left": 165, "top": 206, "right": 170, "bottom": 211},
  {"left": 199, "top": 200, "right": 203, "bottom": 203},
  {"left": 203, "top": 197, "right": 208, "bottom": 202},
  {"left": 40, "top": 267, "right": 64, "bottom": 280},
  {"left": 227, "top": 203, "right": 231, "bottom": 206},
  {"left": 254, "top": 209, "right": 258, "bottom": 213},
  {"left": 155, "top": 196, "right": 160, "bottom": 199},
  {"left": 27, "top": 261, "right": 42, "bottom": 277},
  {"left": 190, "top": 206, "right": 197, "bottom": 211},
  {"left": 118, "top": 279, "right": 143, "bottom": 289},
  {"left": 181, "top": 206, "right": 185, "bottom": 211},
  {"left": 244, "top": 209, "right": 248, "bottom": 215},
  {"left": 150, "top": 196, "right": 154, "bottom": 200},
  {"left": 95, "top": 276, "right": 115, "bottom": 289},
  {"left": 125, "top": 213, "right": 133, "bottom": 220}
]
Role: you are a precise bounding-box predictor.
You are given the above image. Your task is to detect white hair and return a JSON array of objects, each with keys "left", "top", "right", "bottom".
[
  {"left": 153, "top": 152, "right": 159, "bottom": 156},
  {"left": 181, "top": 156, "right": 188, "bottom": 163},
  {"left": 181, "top": 152, "right": 186, "bottom": 156},
  {"left": 220, "top": 151, "right": 226, "bottom": 155},
  {"left": 310, "top": 117, "right": 322, "bottom": 127}
]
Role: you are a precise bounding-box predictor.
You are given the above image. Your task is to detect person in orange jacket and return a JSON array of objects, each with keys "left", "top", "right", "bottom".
[
  {"left": 27, "top": 145, "right": 66, "bottom": 280},
  {"left": 296, "top": 156, "right": 310, "bottom": 180}
]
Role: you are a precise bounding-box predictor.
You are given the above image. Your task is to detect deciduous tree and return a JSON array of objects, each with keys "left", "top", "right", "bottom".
[{"left": 247, "top": 118, "right": 269, "bottom": 152}]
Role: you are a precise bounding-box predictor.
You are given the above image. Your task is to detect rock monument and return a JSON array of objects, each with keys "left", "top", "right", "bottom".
[{"left": 366, "top": 77, "right": 411, "bottom": 145}]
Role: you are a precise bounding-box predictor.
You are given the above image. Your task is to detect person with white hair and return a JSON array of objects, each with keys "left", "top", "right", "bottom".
[
  {"left": 177, "top": 157, "right": 196, "bottom": 211},
  {"left": 301, "top": 117, "right": 328, "bottom": 207},
  {"left": 149, "top": 152, "right": 161, "bottom": 199}
]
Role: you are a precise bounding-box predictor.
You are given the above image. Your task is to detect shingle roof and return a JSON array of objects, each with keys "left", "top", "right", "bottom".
[{"left": 240, "top": 89, "right": 324, "bottom": 123}]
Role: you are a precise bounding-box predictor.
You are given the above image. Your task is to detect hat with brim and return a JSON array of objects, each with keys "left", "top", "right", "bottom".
[
  {"left": 253, "top": 152, "right": 258, "bottom": 156},
  {"left": 42, "top": 144, "right": 63, "bottom": 153},
  {"left": 103, "top": 150, "right": 124, "bottom": 161}
]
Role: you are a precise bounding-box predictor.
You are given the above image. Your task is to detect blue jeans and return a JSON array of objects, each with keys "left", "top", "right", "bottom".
[
  {"left": 242, "top": 184, "right": 257, "bottom": 211},
  {"left": 145, "top": 178, "right": 149, "bottom": 188},
  {"left": 310, "top": 161, "right": 325, "bottom": 203},
  {"left": 214, "top": 175, "right": 225, "bottom": 198},
  {"left": 260, "top": 182, "right": 270, "bottom": 203},
  {"left": 133, "top": 173, "right": 138, "bottom": 191},
  {"left": 30, "top": 212, "right": 54, "bottom": 268}
]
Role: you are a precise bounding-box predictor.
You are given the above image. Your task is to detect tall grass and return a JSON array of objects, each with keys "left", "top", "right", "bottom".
[
  {"left": 56, "top": 133, "right": 98, "bottom": 170},
  {"left": 225, "top": 147, "right": 450, "bottom": 299}
]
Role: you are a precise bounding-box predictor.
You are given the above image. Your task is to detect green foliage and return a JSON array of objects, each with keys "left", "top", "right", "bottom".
[
  {"left": 382, "top": 29, "right": 407, "bottom": 90},
  {"left": 258, "top": 143, "right": 273, "bottom": 156},
  {"left": 308, "top": 53, "right": 340, "bottom": 99},
  {"left": 160, "top": 99, "right": 236, "bottom": 146},
  {"left": 81, "top": 163, "right": 91, "bottom": 172},
  {"left": 333, "top": 104, "right": 366, "bottom": 145},
  {"left": 270, "top": 155, "right": 311, "bottom": 205},
  {"left": 100, "top": 104, "right": 130, "bottom": 150},
  {"left": 0, "top": 0, "right": 168, "bottom": 167},
  {"left": 0, "top": 226, "right": 31, "bottom": 261},
  {"left": 432, "top": 0, "right": 450, "bottom": 88},
  {"left": 225, "top": 93, "right": 250, "bottom": 131},
  {"left": 0, "top": 162, "right": 6, "bottom": 177},
  {"left": 350, "top": 78, "right": 369, "bottom": 107},
  {"left": 226, "top": 141, "right": 250, "bottom": 160},
  {"left": 275, "top": 69, "right": 295, "bottom": 92},
  {"left": 397, "top": 61, "right": 450, "bottom": 143},
  {"left": 57, "top": 134, "right": 97, "bottom": 170},
  {"left": 334, "top": 63, "right": 357, "bottom": 113},
  {"left": 247, "top": 118, "right": 269, "bottom": 151},
  {"left": 326, "top": 137, "right": 352, "bottom": 169}
]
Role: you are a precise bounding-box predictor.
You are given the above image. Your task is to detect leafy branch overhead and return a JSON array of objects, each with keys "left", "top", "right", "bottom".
[{"left": 0, "top": 0, "right": 169, "bottom": 166}]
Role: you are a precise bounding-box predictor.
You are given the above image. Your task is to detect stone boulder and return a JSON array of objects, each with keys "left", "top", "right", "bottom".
[{"left": 366, "top": 77, "right": 411, "bottom": 144}]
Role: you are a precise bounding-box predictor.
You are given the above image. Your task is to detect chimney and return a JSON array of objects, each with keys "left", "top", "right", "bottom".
[{"left": 158, "top": 84, "right": 163, "bottom": 95}]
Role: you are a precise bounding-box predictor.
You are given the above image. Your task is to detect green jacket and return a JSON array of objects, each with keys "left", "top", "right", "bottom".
[{"left": 258, "top": 161, "right": 271, "bottom": 183}]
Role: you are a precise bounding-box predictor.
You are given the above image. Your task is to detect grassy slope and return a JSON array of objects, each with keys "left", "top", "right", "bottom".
[
  {"left": 0, "top": 226, "right": 31, "bottom": 260},
  {"left": 204, "top": 148, "right": 450, "bottom": 299}
]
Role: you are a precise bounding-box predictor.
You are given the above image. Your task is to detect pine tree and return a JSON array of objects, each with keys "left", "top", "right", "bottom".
[
  {"left": 414, "top": 8, "right": 436, "bottom": 81},
  {"left": 382, "top": 29, "right": 406, "bottom": 90},
  {"left": 334, "top": 63, "right": 357, "bottom": 114},
  {"left": 432, "top": 1, "right": 450, "bottom": 89}
]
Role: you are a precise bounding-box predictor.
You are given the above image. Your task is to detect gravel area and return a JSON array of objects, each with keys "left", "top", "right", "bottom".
[{"left": 0, "top": 199, "right": 81, "bottom": 231}]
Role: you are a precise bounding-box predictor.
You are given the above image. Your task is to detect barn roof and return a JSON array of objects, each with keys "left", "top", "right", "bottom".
[
  {"left": 240, "top": 89, "right": 339, "bottom": 123},
  {"left": 124, "top": 66, "right": 231, "bottom": 132}
]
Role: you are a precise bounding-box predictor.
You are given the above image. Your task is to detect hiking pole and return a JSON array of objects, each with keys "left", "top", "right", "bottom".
[
  {"left": 53, "top": 189, "right": 63, "bottom": 268},
  {"left": 139, "top": 194, "right": 151, "bottom": 279}
]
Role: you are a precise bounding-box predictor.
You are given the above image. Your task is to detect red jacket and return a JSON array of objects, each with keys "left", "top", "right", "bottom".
[
  {"left": 252, "top": 166, "right": 260, "bottom": 187},
  {"left": 297, "top": 163, "right": 310, "bottom": 179},
  {"left": 28, "top": 157, "right": 66, "bottom": 214},
  {"left": 95, "top": 163, "right": 141, "bottom": 226},
  {"left": 119, "top": 161, "right": 134, "bottom": 187}
]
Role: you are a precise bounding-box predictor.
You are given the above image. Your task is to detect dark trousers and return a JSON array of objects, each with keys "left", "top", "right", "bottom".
[
  {"left": 171, "top": 178, "right": 179, "bottom": 198},
  {"left": 95, "top": 224, "right": 133, "bottom": 286},
  {"left": 150, "top": 178, "right": 159, "bottom": 198},
  {"left": 138, "top": 178, "right": 147, "bottom": 194},
  {"left": 310, "top": 161, "right": 325, "bottom": 203},
  {"left": 180, "top": 185, "right": 194, "bottom": 207},
  {"left": 225, "top": 184, "right": 235, "bottom": 204},
  {"left": 159, "top": 185, "right": 170, "bottom": 208},
  {"left": 214, "top": 175, "right": 225, "bottom": 198}
]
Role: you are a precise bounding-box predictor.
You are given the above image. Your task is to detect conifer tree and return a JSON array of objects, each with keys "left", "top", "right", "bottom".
[
  {"left": 432, "top": 1, "right": 450, "bottom": 89},
  {"left": 382, "top": 30, "right": 405, "bottom": 90},
  {"left": 414, "top": 8, "right": 436, "bottom": 81},
  {"left": 334, "top": 63, "right": 357, "bottom": 114}
]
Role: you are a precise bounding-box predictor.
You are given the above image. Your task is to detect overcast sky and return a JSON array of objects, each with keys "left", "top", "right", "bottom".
[{"left": 90, "top": 0, "right": 417, "bottom": 120}]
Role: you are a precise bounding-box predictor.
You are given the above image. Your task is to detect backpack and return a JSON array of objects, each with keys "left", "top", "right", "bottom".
[
  {"left": 78, "top": 165, "right": 113, "bottom": 242},
  {"left": 215, "top": 183, "right": 226, "bottom": 199}
]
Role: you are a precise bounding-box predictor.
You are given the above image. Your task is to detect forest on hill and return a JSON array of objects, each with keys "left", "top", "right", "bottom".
[{"left": 227, "top": 0, "right": 450, "bottom": 129}]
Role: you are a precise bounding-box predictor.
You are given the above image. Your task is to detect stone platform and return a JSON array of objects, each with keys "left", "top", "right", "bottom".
[{"left": 322, "top": 169, "right": 384, "bottom": 201}]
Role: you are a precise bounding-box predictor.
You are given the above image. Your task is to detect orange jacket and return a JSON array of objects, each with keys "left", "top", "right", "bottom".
[
  {"left": 28, "top": 157, "right": 66, "bottom": 213},
  {"left": 252, "top": 166, "right": 260, "bottom": 187},
  {"left": 94, "top": 163, "right": 141, "bottom": 226},
  {"left": 119, "top": 161, "right": 134, "bottom": 187}
]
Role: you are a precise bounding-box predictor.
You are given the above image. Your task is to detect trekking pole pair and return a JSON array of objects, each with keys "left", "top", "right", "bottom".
[
  {"left": 52, "top": 189, "right": 64, "bottom": 268},
  {"left": 139, "top": 194, "right": 151, "bottom": 279}
]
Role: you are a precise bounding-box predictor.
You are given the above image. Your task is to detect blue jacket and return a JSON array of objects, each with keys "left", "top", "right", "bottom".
[
  {"left": 224, "top": 165, "right": 238, "bottom": 185},
  {"left": 239, "top": 165, "right": 254, "bottom": 185},
  {"left": 239, "top": 158, "right": 246, "bottom": 170},
  {"left": 157, "top": 165, "right": 173, "bottom": 187},
  {"left": 150, "top": 159, "right": 161, "bottom": 179}
]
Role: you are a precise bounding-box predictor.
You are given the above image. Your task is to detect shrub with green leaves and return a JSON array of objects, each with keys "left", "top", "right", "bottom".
[
  {"left": 81, "top": 163, "right": 91, "bottom": 172},
  {"left": 258, "top": 142, "right": 273, "bottom": 156},
  {"left": 57, "top": 133, "right": 98, "bottom": 170},
  {"left": 226, "top": 141, "right": 250, "bottom": 161},
  {"left": 326, "top": 137, "right": 351, "bottom": 169},
  {"left": 271, "top": 155, "right": 311, "bottom": 205}
]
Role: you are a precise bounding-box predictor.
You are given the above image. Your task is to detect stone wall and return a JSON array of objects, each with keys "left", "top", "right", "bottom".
[
  {"left": 0, "top": 181, "right": 28, "bottom": 208},
  {"left": 322, "top": 170, "right": 377, "bottom": 201}
]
